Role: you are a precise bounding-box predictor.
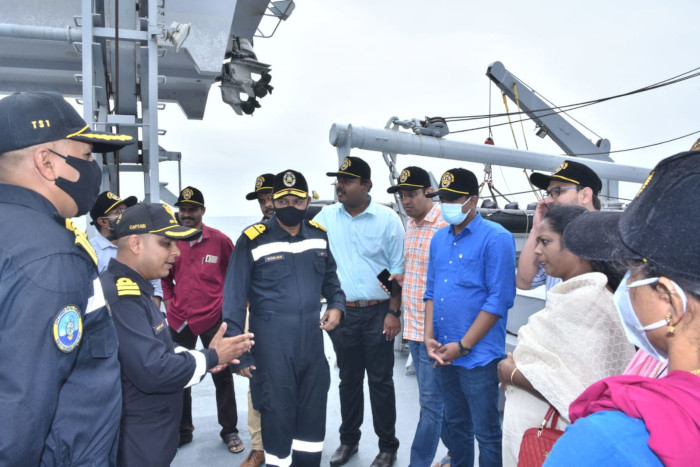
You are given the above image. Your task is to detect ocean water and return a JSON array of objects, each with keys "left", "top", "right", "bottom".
[{"left": 205, "top": 216, "right": 261, "bottom": 243}]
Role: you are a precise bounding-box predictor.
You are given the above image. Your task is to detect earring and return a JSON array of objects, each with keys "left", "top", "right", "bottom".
[{"left": 666, "top": 313, "right": 675, "bottom": 335}]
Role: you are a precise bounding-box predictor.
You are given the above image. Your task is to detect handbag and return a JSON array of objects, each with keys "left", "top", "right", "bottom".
[{"left": 517, "top": 405, "right": 564, "bottom": 467}]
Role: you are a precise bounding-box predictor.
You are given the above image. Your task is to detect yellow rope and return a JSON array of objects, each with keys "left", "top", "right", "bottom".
[
  {"left": 513, "top": 83, "right": 529, "bottom": 150},
  {"left": 501, "top": 92, "right": 519, "bottom": 149}
]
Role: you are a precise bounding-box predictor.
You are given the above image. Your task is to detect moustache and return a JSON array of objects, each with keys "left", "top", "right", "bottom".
[{"left": 180, "top": 217, "right": 194, "bottom": 222}]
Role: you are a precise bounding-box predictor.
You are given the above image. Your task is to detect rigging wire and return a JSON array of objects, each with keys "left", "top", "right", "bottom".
[
  {"left": 510, "top": 71, "right": 603, "bottom": 140},
  {"left": 573, "top": 129, "right": 700, "bottom": 156},
  {"left": 441, "top": 65, "right": 700, "bottom": 123}
]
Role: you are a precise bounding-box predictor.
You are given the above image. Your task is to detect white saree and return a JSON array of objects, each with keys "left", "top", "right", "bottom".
[{"left": 502, "top": 272, "right": 636, "bottom": 467}]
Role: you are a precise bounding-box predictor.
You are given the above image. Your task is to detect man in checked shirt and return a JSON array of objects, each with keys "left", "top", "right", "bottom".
[{"left": 387, "top": 166, "right": 450, "bottom": 467}]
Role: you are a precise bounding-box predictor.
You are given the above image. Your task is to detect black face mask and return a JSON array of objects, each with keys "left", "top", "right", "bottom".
[
  {"left": 50, "top": 149, "right": 102, "bottom": 217},
  {"left": 275, "top": 206, "right": 307, "bottom": 227}
]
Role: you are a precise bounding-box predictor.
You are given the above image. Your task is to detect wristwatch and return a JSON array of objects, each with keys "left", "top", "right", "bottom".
[
  {"left": 457, "top": 340, "right": 471, "bottom": 357},
  {"left": 387, "top": 309, "right": 401, "bottom": 318}
]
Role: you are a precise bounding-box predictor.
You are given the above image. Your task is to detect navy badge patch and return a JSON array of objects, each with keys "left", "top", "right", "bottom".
[
  {"left": 283, "top": 171, "right": 296, "bottom": 187},
  {"left": 340, "top": 157, "right": 351, "bottom": 170},
  {"left": 53, "top": 305, "right": 83, "bottom": 353},
  {"left": 182, "top": 187, "right": 194, "bottom": 200},
  {"left": 441, "top": 172, "right": 454, "bottom": 188},
  {"left": 255, "top": 175, "right": 265, "bottom": 189},
  {"left": 399, "top": 169, "right": 410, "bottom": 183}
]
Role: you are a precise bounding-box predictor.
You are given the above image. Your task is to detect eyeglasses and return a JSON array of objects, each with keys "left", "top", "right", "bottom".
[
  {"left": 396, "top": 190, "right": 425, "bottom": 200},
  {"left": 545, "top": 186, "right": 581, "bottom": 198},
  {"left": 103, "top": 208, "right": 126, "bottom": 219}
]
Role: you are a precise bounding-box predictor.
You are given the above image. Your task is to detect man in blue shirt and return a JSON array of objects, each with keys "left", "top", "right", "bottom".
[
  {"left": 314, "top": 156, "right": 405, "bottom": 467},
  {"left": 424, "top": 168, "right": 516, "bottom": 467}
]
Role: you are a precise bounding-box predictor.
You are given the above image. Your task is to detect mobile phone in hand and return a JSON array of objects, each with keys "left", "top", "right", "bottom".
[{"left": 377, "top": 269, "right": 392, "bottom": 292}]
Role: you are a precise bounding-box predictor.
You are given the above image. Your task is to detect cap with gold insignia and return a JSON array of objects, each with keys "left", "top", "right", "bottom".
[
  {"left": 0, "top": 91, "right": 134, "bottom": 154},
  {"left": 272, "top": 169, "right": 308, "bottom": 199},
  {"left": 113, "top": 202, "right": 200, "bottom": 240},
  {"left": 426, "top": 168, "right": 479, "bottom": 201},
  {"left": 246, "top": 173, "right": 275, "bottom": 200},
  {"left": 387, "top": 166, "right": 431, "bottom": 193},
  {"left": 529, "top": 160, "right": 602, "bottom": 193},
  {"left": 326, "top": 156, "right": 371, "bottom": 180},
  {"left": 175, "top": 186, "right": 205, "bottom": 207},
  {"left": 89, "top": 191, "right": 137, "bottom": 225}
]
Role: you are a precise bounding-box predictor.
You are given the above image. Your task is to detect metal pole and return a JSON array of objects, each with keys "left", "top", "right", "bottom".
[
  {"left": 329, "top": 123, "right": 652, "bottom": 184},
  {"left": 143, "top": 0, "right": 160, "bottom": 202}
]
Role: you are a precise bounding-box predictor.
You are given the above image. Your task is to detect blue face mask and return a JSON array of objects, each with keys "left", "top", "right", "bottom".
[
  {"left": 614, "top": 269, "right": 687, "bottom": 361},
  {"left": 441, "top": 196, "right": 472, "bottom": 225}
]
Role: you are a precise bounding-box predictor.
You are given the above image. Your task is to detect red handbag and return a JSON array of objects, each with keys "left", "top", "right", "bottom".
[{"left": 517, "top": 405, "right": 564, "bottom": 467}]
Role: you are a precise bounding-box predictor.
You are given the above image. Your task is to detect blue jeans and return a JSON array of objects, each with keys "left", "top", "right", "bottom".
[
  {"left": 408, "top": 341, "right": 450, "bottom": 467},
  {"left": 436, "top": 359, "right": 502, "bottom": 467}
]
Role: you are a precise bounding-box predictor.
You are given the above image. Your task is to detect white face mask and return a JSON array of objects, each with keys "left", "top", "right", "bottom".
[
  {"left": 441, "top": 196, "right": 472, "bottom": 225},
  {"left": 613, "top": 269, "right": 687, "bottom": 361}
]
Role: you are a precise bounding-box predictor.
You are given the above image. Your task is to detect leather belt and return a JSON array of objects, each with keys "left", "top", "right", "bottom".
[{"left": 345, "top": 299, "right": 388, "bottom": 308}]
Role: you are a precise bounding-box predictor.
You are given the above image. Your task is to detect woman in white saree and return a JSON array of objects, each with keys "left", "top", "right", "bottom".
[{"left": 497, "top": 205, "right": 636, "bottom": 467}]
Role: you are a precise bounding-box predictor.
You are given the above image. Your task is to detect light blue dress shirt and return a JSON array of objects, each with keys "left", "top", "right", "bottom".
[
  {"left": 90, "top": 232, "right": 164, "bottom": 298},
  {"left": 313, "top": 197, "right": 405, "bottom": 301},
  {"left": 424, "top": 213, "right": 516, "bottom": 369}
]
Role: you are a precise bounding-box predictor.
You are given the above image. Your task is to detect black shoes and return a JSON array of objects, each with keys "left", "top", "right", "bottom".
[
  {"left": 329, "top": 443, "right": 359, "bottom": 466},
  {"left": 370, "top": 451, "right": 397, "bottom": 467}
]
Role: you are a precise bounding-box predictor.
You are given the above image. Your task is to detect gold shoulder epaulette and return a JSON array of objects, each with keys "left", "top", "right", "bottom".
[
  {"left": 308, "top": 220, "right": 326, "bottom": 232},
  {"left": 116, "top": 277, "right": 140, "bottom": 297},
  {"left": 64, "top": 218, "right": 98, "bottom": 266},
  {"left": 244, "top": 224, "right": 266, "bottom": 240}
]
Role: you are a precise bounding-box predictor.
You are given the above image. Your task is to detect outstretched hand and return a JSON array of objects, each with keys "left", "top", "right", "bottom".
[{"left": 208, "top": 322, "right": 254, "bottom": 367}]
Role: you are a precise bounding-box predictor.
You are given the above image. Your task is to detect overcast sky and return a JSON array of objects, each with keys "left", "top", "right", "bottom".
[{"left": 122, "top": 0, "right": 700, "bottom": 217}]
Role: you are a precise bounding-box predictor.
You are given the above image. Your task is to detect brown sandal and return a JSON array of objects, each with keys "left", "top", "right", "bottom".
[{"left": 224, "top": 433, "right": 244, "bottom": 453}]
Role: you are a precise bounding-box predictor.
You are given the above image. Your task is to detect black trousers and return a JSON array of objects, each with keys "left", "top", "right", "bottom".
[
  {"left": 169, "top": 320, "right": 238, "bottom": 440},
  {"left": 328, "top": 300, "right": 399, "bottom": 453}
]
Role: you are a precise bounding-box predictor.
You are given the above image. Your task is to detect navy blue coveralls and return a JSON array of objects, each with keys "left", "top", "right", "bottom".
[
  {"left": 101, "top": 259, "right": 219, "bottom": 467},
  {"left": 0, "top": 184, "right": 121, "bottom": 466},
  {"left": 223, "top": 217, "right": 346, "bottom": 467}
]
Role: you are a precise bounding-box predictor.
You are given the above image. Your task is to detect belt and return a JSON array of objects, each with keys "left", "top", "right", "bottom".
[{"left": 345, "top": 299, "right": 388, "bottom": 308}]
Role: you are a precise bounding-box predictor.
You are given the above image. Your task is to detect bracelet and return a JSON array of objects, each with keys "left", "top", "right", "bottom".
[{"left": 510, "top": 367, "right": 519, "bottom": 386}]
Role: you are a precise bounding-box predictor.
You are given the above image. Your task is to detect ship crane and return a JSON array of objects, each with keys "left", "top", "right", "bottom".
[
  {"left": 486, "top": 61, "right": 619, "bottom": 204},
  {"left": 329, "top": 62, "right": 649, "bottom": 204}
]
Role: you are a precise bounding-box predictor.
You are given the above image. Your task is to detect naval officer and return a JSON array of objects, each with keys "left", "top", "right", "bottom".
[
  {"left": 102, "top": 202, "right": 254, "bottom": 467},
  {"left": 223, "top": 169, "right": 346, "bottom": 467},
  {"left": 0, "top": 91, "right": 134, "bottom": 465}
]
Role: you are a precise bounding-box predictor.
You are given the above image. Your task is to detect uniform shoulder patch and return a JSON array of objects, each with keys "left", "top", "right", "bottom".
[
  {"left": 116, "top": 277, "right": 141, "bottom": 297},
  {"left": 308, "top": 220, "right": 326, "bottom": 232},
  {"left": 244, "top": 223, "right": 266, "bottom": 240},
  {"left": 53, "top": 305, "right": 83, "bottom": 353}
]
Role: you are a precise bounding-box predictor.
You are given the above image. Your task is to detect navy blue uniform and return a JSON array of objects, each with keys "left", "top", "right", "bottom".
[
  {"left": 0, "top": 184, "right": 121, "bottom": 466},
  {"left": 223, "top": 217, "right": 346, "bottom": 467},
  {"left": 101, "top": 259, "right": 218, "bottom": 467}
]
